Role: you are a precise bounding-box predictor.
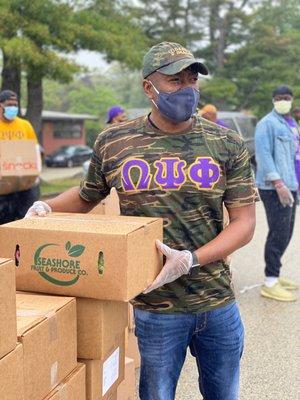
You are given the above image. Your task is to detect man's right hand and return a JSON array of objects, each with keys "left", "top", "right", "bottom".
[
  {"left": 275, "top": 185, "right": 294, "bottom": 207},
  {"left": 25, "top": 201, "right": 52, "bottom": 217}
]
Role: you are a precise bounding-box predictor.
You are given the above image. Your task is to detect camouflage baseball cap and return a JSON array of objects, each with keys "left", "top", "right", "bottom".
[{"left": 142, "top": 42, "right": 209, "bottom": 79}]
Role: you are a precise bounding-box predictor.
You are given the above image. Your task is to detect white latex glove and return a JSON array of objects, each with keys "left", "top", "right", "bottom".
[
  {"left": 143, "top": 240, "right": 196, "bottom": 294},
  {"left": 276, "top": 185, "right": 294, "bottom": 207},
  {"left": 25, "top": 201, "right": 52, "bottom": 218}
]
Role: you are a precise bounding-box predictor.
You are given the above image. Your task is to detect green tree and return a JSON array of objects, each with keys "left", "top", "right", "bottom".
[
  {"left": 105, "top": 63, "right": 149, "bottom": 109},
  {"left": 224, "top": 0, "right": 300, "bottom": 117},
  {"left": 43, "top": 74, "right": 120, "bottom": 146},
  {"left": 134, "top": 0, "right": 256, "bottom": 71},
  {"left": 133, "top": 0, "right": 257, "bottom": 109},
  {"left": 0, "top": 0, "right": 81, "bottom": 135},
  {"left": 0, "top": 0, "right": 147, "bottom": 136},
  {"left": 199, "top": 77, "right": 238, "bottom": 109},
  {"left": 131, "top": 0, "right": 204, "bottom": 47}
]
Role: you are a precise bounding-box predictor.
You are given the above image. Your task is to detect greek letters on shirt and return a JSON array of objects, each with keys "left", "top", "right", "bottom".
[
  {"left": 121, "top": 157, "right": 221, "bottom": 192},
  {"left": 0, "top": 130, "right": 25, "bottom": 140}
]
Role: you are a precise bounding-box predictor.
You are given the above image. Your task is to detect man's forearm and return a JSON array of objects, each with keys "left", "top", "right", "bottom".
[
  {"left": 194, "top": 207, "right": 255, "bottom": 266},
  {"left": 45, "top": 186, "right": 97, "bottom": 213}
]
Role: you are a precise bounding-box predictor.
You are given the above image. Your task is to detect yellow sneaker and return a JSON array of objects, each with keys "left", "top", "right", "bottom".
[
  {"left": 278, "top": 277, "right": 299, "bottom": 290},
  {"left": 261, "top": 283, "right": 297, "bottom": 302}
]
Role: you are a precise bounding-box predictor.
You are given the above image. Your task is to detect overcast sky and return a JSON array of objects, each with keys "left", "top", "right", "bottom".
[{"left": 73, "top": 50, "right": 109, "bottom": 72}]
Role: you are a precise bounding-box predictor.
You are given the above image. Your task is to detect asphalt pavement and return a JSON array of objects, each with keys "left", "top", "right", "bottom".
[{"left": 135, "top": 203, "right": 300, "bottom": 399}]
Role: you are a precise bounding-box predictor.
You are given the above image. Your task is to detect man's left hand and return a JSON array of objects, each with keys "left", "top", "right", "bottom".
[{"left": 143, "top": 240, "right": 194, "bottom": 294}]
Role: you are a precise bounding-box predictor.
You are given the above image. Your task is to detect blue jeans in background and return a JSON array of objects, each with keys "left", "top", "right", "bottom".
[{"left": 134, "top": 302, "right": 244, "bottom": 400}]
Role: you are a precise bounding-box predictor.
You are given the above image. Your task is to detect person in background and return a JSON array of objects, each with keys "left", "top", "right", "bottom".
[
  {"left": 199, "top": 103, "right": 228, "bottom": 128},
  {"left": 107, "top": 105, "right": 127, "bottom": 125},
  {"left": 255, "top": 85, "right": 299, "bottom": 302},
  {"left": 0, "top": 90, "right": 40, "bottom": 224}
]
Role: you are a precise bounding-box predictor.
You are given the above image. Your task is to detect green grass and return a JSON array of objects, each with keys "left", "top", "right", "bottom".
[{"left": 41, "top": 177, "right": 81, "bottom": 197}]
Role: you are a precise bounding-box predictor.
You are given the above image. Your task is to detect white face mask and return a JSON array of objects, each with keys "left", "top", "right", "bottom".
[{"left": 273, "top": 100, "right": 293, "bottom": 115}]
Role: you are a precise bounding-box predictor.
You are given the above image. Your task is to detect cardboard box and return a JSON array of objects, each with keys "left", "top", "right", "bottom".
[
  {"left": 0, "top": 343, "right": 24, "bottom": 400},
  {"left": 17, "top": 292, "right": 77, "bottom": 400},
  {"left": 0, "top": 140, "right": 40, "bottom": 195},
  {"left": 117, "top": 357, "right": 135, "bottom": 400},
  {"left": 125, "top": 329, "right": 140, "bottom": 369},
  {"left": 128, "top": 304, "right": 135, "bottom": 331},
  {"left": 0, "top": 213, "right": 163, "bottom": 301},
  {"left": 126, "top": 304, "right": 140, "bottom": 369},
  {"left": 90, "top": 188, "right": 120, "bottom": 216},
  {"left": 77, "top": 298, "right": 128, "bottom": 359},
  {"left": 107, "top": 392, "right": 117, "bottom": 400},
  {"left": 80, "top": 334, "right": 125, "bottom": 400},
  {"left": 89, "top": 201, "right": 105, "bottom": 215},
  {"left": 0, "top": 258, "right": 17, "bottom": 359},
  {"left": 43, "top": 363, "right": 86, "bottom": 400}
]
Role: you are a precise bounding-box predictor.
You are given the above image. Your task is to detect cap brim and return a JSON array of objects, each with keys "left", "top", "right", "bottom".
[{"left": 157, "top": 58, "right": 209, "bottom": 76}]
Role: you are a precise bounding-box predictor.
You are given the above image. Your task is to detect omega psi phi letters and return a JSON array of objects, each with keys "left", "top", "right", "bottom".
[{"left": 122, "top": 157, "right": 221, "bottom": 192}]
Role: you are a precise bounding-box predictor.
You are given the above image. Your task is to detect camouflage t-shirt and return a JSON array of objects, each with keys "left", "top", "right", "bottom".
[{"left": 80, "top": 115, "right": 257, "bottom": 313}]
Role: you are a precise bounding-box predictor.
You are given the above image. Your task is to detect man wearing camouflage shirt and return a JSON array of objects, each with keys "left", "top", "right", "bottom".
[{"left": 26, "top": 42, "right": 257, "bottom": 400}]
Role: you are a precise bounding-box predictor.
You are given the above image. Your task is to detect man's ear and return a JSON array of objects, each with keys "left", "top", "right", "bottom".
[{"left": 143, "top": 80, "right": 154, "bottom": 100}]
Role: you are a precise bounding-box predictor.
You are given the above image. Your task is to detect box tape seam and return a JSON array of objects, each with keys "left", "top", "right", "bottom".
[
  {"left": 49, "top": 313, "right": 58, "bottom": 342},
  {"left": 17, "top": 309, "right": 56, "bottom": 318},
  {"left": 57, "top": 382, "right": 68, "bottom": 400},
  {"left": 51, "top": 361, "right": 59, "bottom": 389},
  {"left": 27, "top": 216, "right": 149, "bottom": 227},
  {"left": 17, "top": 309, "right": 58, "bottom": 342}
]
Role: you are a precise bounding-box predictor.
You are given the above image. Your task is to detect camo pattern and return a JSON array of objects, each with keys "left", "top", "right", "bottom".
[
  {"left": 80, "top": 115, "right": 258, "bottom": 313},
  {"left": 142, "top": 41, "right": 194, "bottom": 78}
]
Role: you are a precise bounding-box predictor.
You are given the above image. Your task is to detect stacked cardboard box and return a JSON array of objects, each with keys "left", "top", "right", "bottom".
[
  {"left": 0, "top": 343, "right": 24, "bottom": 400},
  {"left": 0, "top": 258, "right": 17, "bottom": 359},
  {"left": 0, "top": 213, "right": 162, "bottom": 301},
  {"left": 77, "top": 299, "right": 128, "bottom": 360},
  {"left": 81, "top": 338, "right": 125, "bottom": 400},
  {"left": 117, "top": 357, "right": 135, "bottom": 400},
  {"left": 89, "top": 193, "right": 138, "bottom": 398},
  {"left": 125, "top": 304, "right": 141, "bottom": 369},
  {"left": 0, "top": 259, "right": 21, "bottom": 399},
  {"left": 77, "top": 298, "right": 128, "bottom": 400},
  {"left": 16, "top": 292, "right": 77, "bottom": 400},
  {"left": 43, "top": 363, "right": 86, "bottom": 400},
  {"left": 0, "top": 210, "right": 162, "bottom": 399}
]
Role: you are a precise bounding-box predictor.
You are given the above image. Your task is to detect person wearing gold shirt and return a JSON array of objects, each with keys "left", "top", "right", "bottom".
[{"left": 0, "top": 90, "right": 40, "bottom": 224}]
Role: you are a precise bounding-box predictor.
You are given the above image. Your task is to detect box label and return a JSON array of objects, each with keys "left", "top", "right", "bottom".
[
  {"left": 30, "top": 241, "right": 90, "bottom": 286},
  {"left": 102, "top": 347, "right": 120, "bottom": 395}
]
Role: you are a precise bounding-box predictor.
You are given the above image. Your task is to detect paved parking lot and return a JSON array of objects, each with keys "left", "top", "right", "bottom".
[{"left": 135, "top": 203, "right": 300, "bottom": 399}]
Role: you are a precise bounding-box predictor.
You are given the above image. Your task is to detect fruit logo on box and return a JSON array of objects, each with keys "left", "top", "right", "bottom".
[{"left": 30, "top": 241, "right": 91, "bottom": 286}]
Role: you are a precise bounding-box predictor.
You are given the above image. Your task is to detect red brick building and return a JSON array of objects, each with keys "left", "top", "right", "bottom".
[{"left": 40, "top": 111, "right": 97, "bottom": 155}]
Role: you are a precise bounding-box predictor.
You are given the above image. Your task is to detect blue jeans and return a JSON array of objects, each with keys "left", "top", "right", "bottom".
[
  {"left": 134, "top": 302, "right": 244, "bottom": 400},
  {"left": 259, "top": 189, "right": 297, "bottom": 277}
]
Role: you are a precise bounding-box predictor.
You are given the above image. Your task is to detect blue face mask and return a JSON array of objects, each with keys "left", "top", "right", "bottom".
[
  {"left": 3, "top": 106, "right": 18, "bottom": 120},
  {"left": 150, "top": 82, "right": 200, "bottom": 123}
]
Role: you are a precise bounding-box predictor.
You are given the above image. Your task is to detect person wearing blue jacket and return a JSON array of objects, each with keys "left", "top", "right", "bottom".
[{"left": 255, "top": 85, "right": 299, "bottom": 302}]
